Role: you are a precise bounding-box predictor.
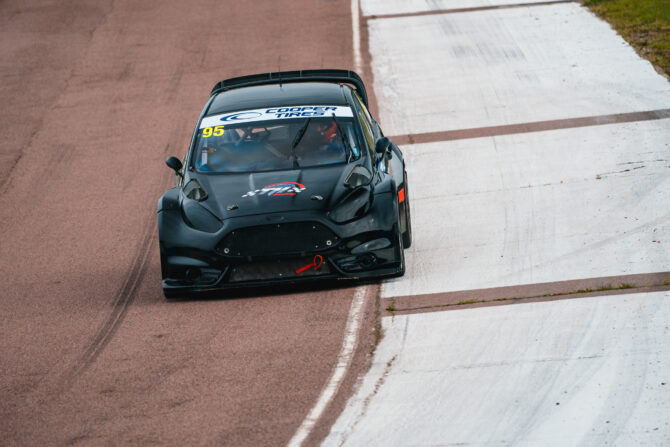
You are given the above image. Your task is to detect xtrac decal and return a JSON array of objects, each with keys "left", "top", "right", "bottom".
[
  {"left": 200, "top": 105, "right": 354, "bottom": 128},
  {"left": 242, "top": 182, "right": 306, "bottom": 198}
]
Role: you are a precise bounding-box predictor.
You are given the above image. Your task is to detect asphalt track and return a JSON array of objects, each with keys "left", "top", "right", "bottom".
[
  {"left": 3, "top": 1, "right": 669, "bottom": 446},
  {"left": 0, "top": 1, "right": 377, "bottom": 445}
]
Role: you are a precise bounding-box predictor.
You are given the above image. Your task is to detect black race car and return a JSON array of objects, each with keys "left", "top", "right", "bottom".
[{"left": 158, "top": 70, "right": 411, "bottom": 298}]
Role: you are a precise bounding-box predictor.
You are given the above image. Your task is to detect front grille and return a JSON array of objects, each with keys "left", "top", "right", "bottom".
[
  {"left": 217, "top": 222, "right": 338, "bottom": 257},
  {"left": 229, "top": 257, "right": 332, "bottom": 282}
]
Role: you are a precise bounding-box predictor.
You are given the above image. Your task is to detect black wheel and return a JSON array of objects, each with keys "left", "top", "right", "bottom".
[
  {"left": 393, "top": 224, "right": 406, "bottom": 278},
  {"left": 401, "top": 171, "right": 412, "bottom": 248},
  {"left": 392, "top": 196, "right": 406, "bottom": 278}
]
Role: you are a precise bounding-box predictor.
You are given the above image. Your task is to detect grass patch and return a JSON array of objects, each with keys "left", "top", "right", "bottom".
[
  {"left": 576, "top": 288, "right": 594, "bottom": 294},
  {"left": 457, "top": 299, "right": 485, "bottom": 305},
  {"left": 385, "top": 297, "right": 397, "bottom": 315},
  {"left": 585, "top": 0, "right": 670, "bottom": 77}
]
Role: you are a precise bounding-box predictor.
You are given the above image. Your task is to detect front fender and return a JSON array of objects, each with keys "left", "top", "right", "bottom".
[{"left": 157, "top": 187, "right": 180, "bottom": 212}]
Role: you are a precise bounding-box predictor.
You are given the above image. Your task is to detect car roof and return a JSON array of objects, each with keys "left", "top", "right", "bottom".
[{"left": 206, "top": 82, "right": 350, "bottom": 116}]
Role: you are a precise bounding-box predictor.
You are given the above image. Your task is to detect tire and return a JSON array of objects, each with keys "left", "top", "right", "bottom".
[
  {"left": 401, "top": 171, "right": 412, "bottom": 248},
  {"left": 392, "top": 224, "right": 406, "bottom": 278},
  {"left": 392, "top": 196, "right": 406, "bottom": 278}
]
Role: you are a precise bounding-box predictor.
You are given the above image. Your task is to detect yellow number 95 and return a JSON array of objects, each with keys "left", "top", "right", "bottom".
[{"left": 202, "top": 125, "right": 224, "bottom": 138}]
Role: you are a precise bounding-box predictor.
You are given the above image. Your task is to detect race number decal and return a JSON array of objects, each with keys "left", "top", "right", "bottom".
[{"left": 202, "top": 125, "right": 225, "bottom": 138}]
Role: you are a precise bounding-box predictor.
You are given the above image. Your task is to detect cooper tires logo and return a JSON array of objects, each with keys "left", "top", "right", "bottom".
[{"left": 219, "top": 111, "right": 263, "bottom": 122}]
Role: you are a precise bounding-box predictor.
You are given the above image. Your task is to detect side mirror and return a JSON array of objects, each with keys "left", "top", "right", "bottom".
[
  {"left": 166, "top": 156, "right": 183, "bottom": 177},
  {"left": 375, "top": 137, "right": 390, "bottom": 154}
]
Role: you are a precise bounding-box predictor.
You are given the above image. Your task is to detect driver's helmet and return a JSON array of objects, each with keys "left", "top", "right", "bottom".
[{"left": 305, "top": 121, "right": 337, "bottom": 146}]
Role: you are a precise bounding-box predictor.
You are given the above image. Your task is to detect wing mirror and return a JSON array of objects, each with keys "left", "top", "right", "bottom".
[
  {"left": 166, "top": 156, "right": 183, "bottom": 177},
  {"left": 375, "top": 137, "right": 392, "bottom": 159}
]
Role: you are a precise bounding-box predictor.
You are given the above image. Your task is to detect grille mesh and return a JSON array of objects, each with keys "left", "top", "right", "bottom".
[
  {"left": 218, "top": 222, "right": 338, "bottom": 257},
  {"left": 229, "top": 257, "right": 331, "bottom": 282}
]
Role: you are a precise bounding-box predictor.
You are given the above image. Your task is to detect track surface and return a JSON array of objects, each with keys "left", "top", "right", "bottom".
[
  {"left": 0, "top": 1, "right": 377, "bottom": 445},
  {"left": 5, "top": 1, "right": 669, "bottom": 445}
]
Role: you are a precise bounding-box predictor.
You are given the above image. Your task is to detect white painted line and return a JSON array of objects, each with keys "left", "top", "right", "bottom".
[
  {"left": 286, "top": 286, "right": 368, "bottom": 447},
  {"left": 351, "top": 0, "right": 362, "bottom": 74},
  {"left": 324, "top": 291, "right": 670, "bottom": 446},
  {"left": 286, "top": 8, "right": 366, "bottom": 444}
]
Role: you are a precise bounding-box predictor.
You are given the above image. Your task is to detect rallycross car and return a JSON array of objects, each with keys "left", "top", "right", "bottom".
[{"left": 158, "top": 69, "right": 411, "bottom": 298}]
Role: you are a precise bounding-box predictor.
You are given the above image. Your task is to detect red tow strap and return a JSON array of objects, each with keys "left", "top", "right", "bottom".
[{"left": 296, "top": 255, "right": 324, "bottom": 274}]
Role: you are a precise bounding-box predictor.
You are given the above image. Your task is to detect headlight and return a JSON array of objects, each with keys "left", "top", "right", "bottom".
[
  {"left": 328, "top": 186, "right": 372, "bottom": 224},
  {"left": 182, "top": 200, "right": 222, "bottom": 233},
  {"left": 344, "top": 165, "right": 372, "bottom": 189},
  {"left": 183, "top": 178, "right": 208, "bottom": 201}
]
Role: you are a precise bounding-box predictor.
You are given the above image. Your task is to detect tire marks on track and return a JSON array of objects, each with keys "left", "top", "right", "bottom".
[
  {"left": 60, "top": 221, "right": 156, "bottom": 390},
  {"left": 58, "top": 94, "right": 183, "bottom": 390}
]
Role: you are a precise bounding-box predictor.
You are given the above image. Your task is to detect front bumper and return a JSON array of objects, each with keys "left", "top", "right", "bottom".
[{"left": 158, "top": 192, "right": 402, "bottom": 295}]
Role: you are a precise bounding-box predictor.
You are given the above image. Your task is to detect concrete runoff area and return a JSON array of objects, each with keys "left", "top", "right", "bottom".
[
  {"left": 324, "top": 292, "right": 670, "bottom": 446},
  {"left": 384, "top": 120, "right": 670, "bottom": 298},
  {"left": 367, "top": 3, "right": 670, "bottom": 137},
  {"left": 325, "top": 0, "right": 670, "bottom": 445}
]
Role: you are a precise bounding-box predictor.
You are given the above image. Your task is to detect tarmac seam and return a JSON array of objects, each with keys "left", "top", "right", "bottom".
[
  {"left": 384, "top": 272, "right": 670, "bottom": 316},
  {"left": 363, "top": 0, "right": 574, "bottom": 21},
  {"left": 388, "top": 108, "right": 670, "bottom": 145}
]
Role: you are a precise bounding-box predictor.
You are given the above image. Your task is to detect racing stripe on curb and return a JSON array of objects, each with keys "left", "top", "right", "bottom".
[
  {"left": 363, "top": 0, "right": 574, "bottom": 20},
  {"left": 383, "top": 271, "right": 670, "bottom": 316},
  {"left": 388, "top": 109, "right": 670, "bottom": 145}
]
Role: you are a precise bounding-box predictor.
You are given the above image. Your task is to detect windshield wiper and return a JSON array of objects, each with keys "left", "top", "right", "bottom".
[
  {"left": 290, "top": 117, "right": 311, "bottom": 168},
  {"left": 331, "top": 113, "right": 353, "bottom": 162}
]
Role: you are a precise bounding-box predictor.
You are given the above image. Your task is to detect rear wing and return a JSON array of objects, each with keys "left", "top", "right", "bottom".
[{"left": 209, "top": 69, "right": 369, "bottom": 107}]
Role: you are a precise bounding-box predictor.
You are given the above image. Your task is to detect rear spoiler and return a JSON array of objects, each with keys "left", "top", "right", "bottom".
[{"left": 209, "top": 69, "right": 368, "bottom": 107}]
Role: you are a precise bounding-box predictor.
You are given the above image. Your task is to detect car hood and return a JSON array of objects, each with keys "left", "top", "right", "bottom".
[{"left": 193, "top": 165, "right": 351, "bottom": 220}]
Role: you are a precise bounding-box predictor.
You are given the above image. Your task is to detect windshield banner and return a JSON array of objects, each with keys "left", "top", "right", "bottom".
[{"left": 200, "top": 105, "right": 354, "bottom": 128}]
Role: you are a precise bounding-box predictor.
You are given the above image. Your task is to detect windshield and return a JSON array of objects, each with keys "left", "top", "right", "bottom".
[{"left": 193, "top": 114, "right": 361, "bottom": 173}]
